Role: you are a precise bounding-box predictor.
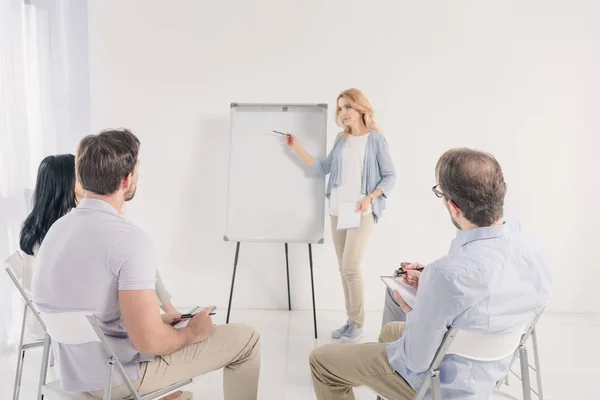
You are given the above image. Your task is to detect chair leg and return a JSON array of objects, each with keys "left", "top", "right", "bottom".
[
  {"left": 431, "top": 371, "right": 442, "bottom": 400},
  {"left": 519, "top": 345, "right": 532, "bottom": 400},
  {"left": 531, "top": 328, "right": 543, "bottom": 400},
  {"left": 13, "top": 304, "right": 28, "bottom": 400},
  {"left": 37, "top": 334, "right": 51, "bottom": 400},
  {"left": 413, "top": 374, "right": 430, "bottom": 400},
  {"left": 105, "top": 357, "right": 115, "bottom": 400}
]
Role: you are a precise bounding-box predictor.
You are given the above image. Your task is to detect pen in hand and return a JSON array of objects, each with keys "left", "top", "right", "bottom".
[
  {"left": 394, "top": 267, "right": 424, "bottom": 276},
  {"left": 180, "top": 312, "right": 215, "bottom": 319}
]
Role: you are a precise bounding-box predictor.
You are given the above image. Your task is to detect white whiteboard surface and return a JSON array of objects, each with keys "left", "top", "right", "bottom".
[{"left": 224, "top": 103, "right": 327, "bottom": 243}]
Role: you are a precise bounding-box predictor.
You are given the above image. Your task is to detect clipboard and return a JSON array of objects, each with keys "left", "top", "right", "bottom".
[{"left": 380, "top": 276, "right": 417, "bottom": 309}]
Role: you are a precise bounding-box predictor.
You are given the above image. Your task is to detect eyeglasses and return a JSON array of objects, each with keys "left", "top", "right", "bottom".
[
  {"left": 432, "top": 184, "right": 446, "bottom": 199},
  {"left": 432, "top": 184, "right": 461, "bottom": 208}
]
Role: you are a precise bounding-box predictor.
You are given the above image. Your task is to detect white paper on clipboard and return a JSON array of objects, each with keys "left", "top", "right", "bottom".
[{"left": 380, "top": 276, "right": 417, "bottom": 309}]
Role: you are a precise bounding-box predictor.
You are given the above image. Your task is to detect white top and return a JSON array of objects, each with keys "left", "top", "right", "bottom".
[
  {"left": 32, "top": 198, "right": 157, "bottom": 392},
  {"left": 329, "top": 133, "right": 372, "bottom": 216}
]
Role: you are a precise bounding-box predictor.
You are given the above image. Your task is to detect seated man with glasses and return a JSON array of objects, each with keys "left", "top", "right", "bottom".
[
  {"left": 382, "top": 198, "right": 524, "bottom": 326},
  {"left": 308, "top": 148, "right": 552, "bottom": 400}
]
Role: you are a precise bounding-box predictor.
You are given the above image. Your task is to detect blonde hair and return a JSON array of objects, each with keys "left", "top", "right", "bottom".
[{"left": 335, "top": 88, "right": 381, "bottom": 136}]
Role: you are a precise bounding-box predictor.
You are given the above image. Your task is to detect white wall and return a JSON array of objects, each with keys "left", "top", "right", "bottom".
[{"left": 88, "top": 0, "right": 600, "bottom": 314}]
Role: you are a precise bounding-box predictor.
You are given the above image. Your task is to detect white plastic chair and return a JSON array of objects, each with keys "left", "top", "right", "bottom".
[
  {"left": 370, "top": 316, "right": 540, "bottom": 400},
  {"left": 497, "top": 311, "right": 545, "bottom": 400},
  {"left": 5, "top": 252, "right": 51, "bottom": 400},
  {"left": 415, "top": 326, "right": 526, "bottom": 400},
  {"left": 39, "top": 310, "right": 193, "bottom": 400}
]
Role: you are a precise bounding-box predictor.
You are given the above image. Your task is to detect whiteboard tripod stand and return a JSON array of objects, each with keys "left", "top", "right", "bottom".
[
  {"left": 224, "top": 102, "right": 329, "bottom": 339},
  {"left": 224, "top": 241, "right": 319, "bottom": 339}
]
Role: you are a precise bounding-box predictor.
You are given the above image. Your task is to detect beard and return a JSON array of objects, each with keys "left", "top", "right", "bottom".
[
  {"left": 451, "top": 215, "right": 462, "bottom": 230},
  {"left": 125, "top": 186, "right": 137, "bottom": 201},
  {"left": 444, "top": 201, "right": 462, "bottom": 230}
]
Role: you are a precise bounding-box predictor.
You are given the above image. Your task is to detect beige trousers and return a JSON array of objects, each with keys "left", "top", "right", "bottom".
[
  {"left": 90, "top": 323, "right": 260, "bottom": 400},
  {"left": 309, "top": 322, "right": 416, "bottom": 400},
  {"left": 330, "top": 213, "right": 375, "bottom": 327}
]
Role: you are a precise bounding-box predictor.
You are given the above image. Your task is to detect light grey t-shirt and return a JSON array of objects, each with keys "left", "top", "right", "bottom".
[{"left": 32, "top": 198, "right": 157, "bottom": 392}]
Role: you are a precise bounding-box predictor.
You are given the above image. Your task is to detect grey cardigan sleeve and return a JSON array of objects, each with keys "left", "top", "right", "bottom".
[
  {"left": 155, "top": 270, "right": 172, "bottom": 306},
  {"left": 311, "top": 134, "right": 341, "bottom": 177},
  {"left": 375, "top": 135, "right": 396, "bottom": 197}
]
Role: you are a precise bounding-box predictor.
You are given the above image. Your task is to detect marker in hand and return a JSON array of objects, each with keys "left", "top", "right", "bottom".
[
  {"left": 273, "top": 130, "right": 287, "bottom": 136},
  {"left": 180, "top": 311, "right": 215, "bottom": 319},
  {"left": 395, "top": 267, "right": 424, "bottom": 276}
]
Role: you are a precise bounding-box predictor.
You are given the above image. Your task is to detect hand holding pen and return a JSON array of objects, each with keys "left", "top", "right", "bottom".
[{"left": 395, "top": 262, "right": 425, "bottom": 289}]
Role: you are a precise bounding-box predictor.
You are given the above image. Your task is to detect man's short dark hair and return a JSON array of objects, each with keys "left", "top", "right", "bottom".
[
  {"left": 76, "top": 129, "right": 140, "bottom": 195},
  {"left": 436, "top": 148, "right": 506, "bottom": 227}
]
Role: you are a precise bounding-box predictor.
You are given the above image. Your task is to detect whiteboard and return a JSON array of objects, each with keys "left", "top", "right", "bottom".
[{"left": 224, "top": 103, "right": 328, "bottom": 243}]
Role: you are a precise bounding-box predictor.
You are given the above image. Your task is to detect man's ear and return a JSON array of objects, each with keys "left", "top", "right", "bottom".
[
  {"left": 121, "top": 173, "right": 133, "bottom": 191},
  {"left": 448, "top": 199, "right": 461, "bottom": 217}
]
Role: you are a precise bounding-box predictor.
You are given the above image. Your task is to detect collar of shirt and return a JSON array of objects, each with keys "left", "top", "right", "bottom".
[
  {"left": 449, "top": 223, "right": 507, "bottom": 254},
  {"left": 76, "top": 198, "right": 120, "bottom": 215}
]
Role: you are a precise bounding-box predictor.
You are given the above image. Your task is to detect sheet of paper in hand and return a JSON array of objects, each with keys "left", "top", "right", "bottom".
[{"left": 336, "top": 202, "right": 361, "bottom": 230}]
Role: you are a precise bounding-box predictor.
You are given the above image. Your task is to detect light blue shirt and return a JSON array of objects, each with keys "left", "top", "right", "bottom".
[
  {"left": 311, "top": 131, "right": 396, "bottom": 222},
  {"left": 32, "top": 199, "right": 157, "bottom": 392},
  {"left": 387, "top": 222, "right": 552, "bottom": 399}
]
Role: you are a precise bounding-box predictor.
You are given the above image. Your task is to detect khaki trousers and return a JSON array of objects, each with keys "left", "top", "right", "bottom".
[
  {"left": 309, "top": 322, "right": 416, "bottom": 400},
  {"left": 330, "top": 214, "right": 375, "bottom": 327},
  {"left": 90, "top": 323, "right": 260, "bottom": 400}
]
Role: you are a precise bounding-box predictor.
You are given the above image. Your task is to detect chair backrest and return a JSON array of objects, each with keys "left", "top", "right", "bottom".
[
  {"left": 446, "top": 328, "right": 525, "bottom": 361},
  {"left": 5, "top": 251, "right": 24, "bottom": 280},
  {"left": 429, "top": 310, "right": 543, "bottom": 372},
  {"left": 41, "top": 310, "right": 144, "bottom": 399},
  {"left": 5, "top": 255, "right": 49, "bottom": 331},
  {"left": 39, "top": 311, "right": 100, "bottom": 345}
]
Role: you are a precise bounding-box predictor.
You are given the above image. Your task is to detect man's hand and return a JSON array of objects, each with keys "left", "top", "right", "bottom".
[
  {"left": 187, "top": 307, "right": 217, "bottom": 343},
  {"left": 399, "top": 262, "right": 425, "bottom": 289},
  {"left": 161, "top": 312, "right": 182, "bottom": 326},
  {"left": 393, "top": 290, "right": 413, "bottom": 313},
  {"left": 395, "top": 262, "right": 411, "bottom": 275}
]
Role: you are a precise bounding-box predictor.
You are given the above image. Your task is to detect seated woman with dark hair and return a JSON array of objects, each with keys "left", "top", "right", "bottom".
[{"left": 20, "top": 154, "right": 178, "bottom": 338}]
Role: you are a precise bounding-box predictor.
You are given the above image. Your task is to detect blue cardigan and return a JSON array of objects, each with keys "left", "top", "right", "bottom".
[{"left": 311, "top": 131, "right": 396, "bottom": 222}]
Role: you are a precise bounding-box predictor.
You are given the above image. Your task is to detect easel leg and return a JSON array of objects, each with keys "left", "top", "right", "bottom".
[
  {"left": 226, "top": 242, "right": 241, "bottom": 324},
  {"left": 285, "top": 243, "right": 291, "bottom": 311},
  {"left": 308, "top": 244, "right": 318, "bottom": 339}
]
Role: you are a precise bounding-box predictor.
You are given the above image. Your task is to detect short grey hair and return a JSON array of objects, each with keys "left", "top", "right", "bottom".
[{"left": 435, "top": 148, "right": 506, "bottom": 227}]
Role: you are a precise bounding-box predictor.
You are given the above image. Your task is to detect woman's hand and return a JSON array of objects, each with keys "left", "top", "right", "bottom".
[
  {"left": 286, "top": 134, "right": 301, "bottom": 152},
  {"left": 285, "top": 133, "right": 315, "bottom": 169},
  {"left": 355, "top": 196, "right": 372, "bottom": 213}
]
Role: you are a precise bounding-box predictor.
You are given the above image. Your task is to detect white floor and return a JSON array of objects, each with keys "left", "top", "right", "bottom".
[{"left": 1, "top": 310, "right": 598, "bottom": 400}]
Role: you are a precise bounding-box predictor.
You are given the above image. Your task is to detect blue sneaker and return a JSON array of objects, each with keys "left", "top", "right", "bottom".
[
  {"left": 340, "top": 323, "right": 363, "bottom": 343},
  {"left": 331, "top": 321, "right": 351, "bottom": 339}
]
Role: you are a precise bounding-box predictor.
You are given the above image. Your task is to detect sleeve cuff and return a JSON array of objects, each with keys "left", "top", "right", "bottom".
[{"left": 118, "top": 281, "right": 156, "bottom": 291}]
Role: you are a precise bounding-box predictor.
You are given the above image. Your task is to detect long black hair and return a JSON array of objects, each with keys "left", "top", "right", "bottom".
[{"left": 20, "top": 154, "right": 78, "bottom": 255}]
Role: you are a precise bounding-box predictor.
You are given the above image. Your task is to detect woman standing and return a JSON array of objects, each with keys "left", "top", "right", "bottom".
[{"left": 286, "top": 88, "right": 396, "bottom": 342}]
